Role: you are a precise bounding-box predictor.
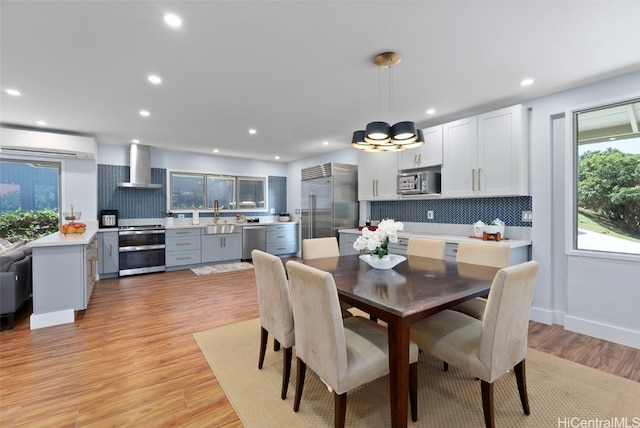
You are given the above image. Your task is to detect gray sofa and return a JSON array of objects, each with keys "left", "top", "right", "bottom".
[{"left": 0, "top": 244, "right": 33, "bottom": 330}]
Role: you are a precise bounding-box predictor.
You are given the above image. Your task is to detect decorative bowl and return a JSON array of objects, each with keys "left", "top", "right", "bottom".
[
  {"left": 359, "top": 254, "right": 407, "bottom": 270},
  {"left": 63, "top": 211, "right": 82, "bottom": 220}
]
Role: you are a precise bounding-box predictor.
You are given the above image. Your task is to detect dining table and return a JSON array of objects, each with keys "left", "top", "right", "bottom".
[{"left": 299, "top": 254, "right": 500, "bottom": 428}]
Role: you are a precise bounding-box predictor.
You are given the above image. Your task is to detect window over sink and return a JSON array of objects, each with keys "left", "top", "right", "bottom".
[{"left": 170, "top": 172, "right": 266, "bottom": 211}]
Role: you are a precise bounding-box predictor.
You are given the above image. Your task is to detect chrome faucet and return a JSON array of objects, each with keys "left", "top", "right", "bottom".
[{"left": 214, "top": 199, "right": 220, "bottom": 224}]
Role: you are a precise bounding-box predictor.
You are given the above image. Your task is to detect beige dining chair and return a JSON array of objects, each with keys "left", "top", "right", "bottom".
[
  {"left": 406, "top": 237, "right": 446, "bottom": 259},
  {"left": 252, "top": 249, "right": 295, "bottom": 399},
  {"left": 286, "top": 260, "right": 419, "bottom": 427},
  {"left": 451, "top": 241, "right": 511, "bottom": 320},
  {"left": 302, "top": 236, "right": 354, "bottom": 319},
  {"left": 410, "top": 260, "right": 539, "bottom": 428},
  {"left": 302, "top": 237, "right": 340, "bottom": 260}
]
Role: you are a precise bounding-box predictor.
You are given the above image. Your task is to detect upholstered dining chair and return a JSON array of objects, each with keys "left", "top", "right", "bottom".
[
  {"left": 406, "top": 237, "right": 446, "bottom": 259},
  {"left": 450, "top": 241, "right": 511, "bottom": 320},
  {"left": 252, "top": 249, "right": 295, "bottom": 399},
  {"left": 410, "top": 260, "right": 539, "bottom": 428},
  {"left": 286, "top": 260, "right": 420, "bottom": 427},
  {"left": 302, "top": 237, "right": 340, "bottom": 260},
  {"left": 302, "top": 236, "right": 354, "bottom": 319}
]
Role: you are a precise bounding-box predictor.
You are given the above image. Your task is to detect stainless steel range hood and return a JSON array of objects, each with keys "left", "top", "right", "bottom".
[{"left": 118, "top": 144, "right": 163, "bottom": 189}]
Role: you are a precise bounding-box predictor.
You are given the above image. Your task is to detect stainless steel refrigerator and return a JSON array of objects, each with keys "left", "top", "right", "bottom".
[{"left": 301, "top": 163, "right": 358, "bottom": 240}]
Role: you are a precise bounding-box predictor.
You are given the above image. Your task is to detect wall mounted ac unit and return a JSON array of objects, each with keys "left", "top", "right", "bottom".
[{"left": 0, "top": 127, "right": 96, "bottom": 160}]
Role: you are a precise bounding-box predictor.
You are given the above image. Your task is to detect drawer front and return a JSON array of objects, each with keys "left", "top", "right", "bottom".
[
  {"left": 269, "top": 223, "right": 297, "bottom": 232},
  {"left": 267, "top": 230, "right": 296, "bottom": 244},
  {"left": 166, "top": 228, "right": 201, "bottom": 238},
  {"left": 166, "top": 235, "right": 201, "bottom": 251},
  {"left": 166, "top": 249, "right": 202, "bottom": 266},
  {"left": 267, "top": 241, "right": 298, "bottom": 255}
]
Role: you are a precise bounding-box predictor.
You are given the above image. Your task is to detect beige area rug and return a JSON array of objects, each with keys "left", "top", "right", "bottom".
[
  {"left": 190, "top": 262, "right": 254, "bottom": 276},
  {"left": 194, "top": 318, "right": 640, "bottom": 427}
]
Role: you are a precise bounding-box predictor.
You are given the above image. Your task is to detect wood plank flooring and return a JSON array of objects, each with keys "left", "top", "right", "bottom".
[{"left": 1, "top": 265, "right": 638, "bottom": 427}]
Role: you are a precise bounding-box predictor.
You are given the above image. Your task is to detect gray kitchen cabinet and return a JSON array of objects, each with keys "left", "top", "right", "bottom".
[
  {"left": 339, "top": 232, "right": 360, "bottom": 256},
  {"left": 166, "top": 228, "right": 201, "bottom": 267},
  {"left": 202, "top": 233, "right": 242, "bottom": 263},
  {"left": 266, "top": 223, "right": 298, "bottom": 256},
  {"left": 98, "top": 230, "right": 118, "bottom": 275},
  {"left": 442, "top": 104, "right": 529, "bottom": 197},
  {"left": 397, "top": 125, "right": 443, "bottom": 170},
  {"left": 32, "top": 234, "right": 98, "bottom": 315}
]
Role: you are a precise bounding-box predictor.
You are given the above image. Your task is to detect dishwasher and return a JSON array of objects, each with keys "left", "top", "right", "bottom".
[{"left": 242, "top": 225, "right": 267, "bottom": 260}]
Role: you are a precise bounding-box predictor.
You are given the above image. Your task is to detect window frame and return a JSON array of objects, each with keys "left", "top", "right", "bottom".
[
  {"left": 565, "top": 93, "right": 640, "bottom": 262},
  {"left": 169, "top": 171, "right": 268, "bottom": 212}
]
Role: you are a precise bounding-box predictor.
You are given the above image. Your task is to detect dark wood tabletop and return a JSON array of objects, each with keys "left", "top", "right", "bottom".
[{"left": 299, "top": 254, "right": 499, "bottom": 428}]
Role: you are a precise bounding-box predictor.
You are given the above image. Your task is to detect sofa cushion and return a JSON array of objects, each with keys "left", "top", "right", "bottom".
[
  {"left": 0, "top": 248, "right": 27, "bottom": 272},
  {"left": 0, "top": 240, "right": 26, "bottom": 256}
]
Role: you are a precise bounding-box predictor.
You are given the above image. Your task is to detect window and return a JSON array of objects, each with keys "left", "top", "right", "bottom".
[
  {"left": 573, "top": 98, "right": 640, "bottom": 256},
  {"left": 0, "top": 159, "right": 61, "bottom": 240},
  {"left": 170, "top": 172, "right": 267, "bottom": 211}
]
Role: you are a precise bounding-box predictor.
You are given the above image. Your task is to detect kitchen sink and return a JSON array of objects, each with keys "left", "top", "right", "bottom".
[{"left": 204, "top": 224, "right": 239, "bottom": 234}]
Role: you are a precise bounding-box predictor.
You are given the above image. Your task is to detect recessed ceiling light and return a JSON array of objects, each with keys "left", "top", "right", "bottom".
[
  {"left": 249, "top": 129, "right": 257, "bottom": 135},
  {"left": 36, "top": 120, "right": 47, "bottom": 126},
  {"left": 164, "top": 13, "right": 182, "bottom": 28},
  {"left": 274, "top": 156, "right": 280, "bottom": 160},
  {"left": 139, "top": 110, "right": 150, "bottom": 117},
  {"left": 323, "top": 141, "right": 329, "bottom": 146},
  {"left": 426, "top": 109, "right": 436, "bottom": 115},
  {"left": 5, "top": 89, "right": 21, "bottom": 96},
  {"left": 132, "top": 139, "right": 140, "bottom": 143},
  {"left": 148, "top": 75, "right": 162, "bottom": 85},
  {"left": 520, "top": 78, "right": 534, "bottom": 87},
  {"left": 213, "top": 149, "right": 219, "bottom": 153}
]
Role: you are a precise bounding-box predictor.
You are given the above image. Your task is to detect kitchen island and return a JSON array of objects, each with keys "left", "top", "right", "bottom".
[
  {"left": 339, "top": 228, "right": 531, "bottom": 263},
  {"left": 28, "top": 228, "right": 99, "bottom": 329}
]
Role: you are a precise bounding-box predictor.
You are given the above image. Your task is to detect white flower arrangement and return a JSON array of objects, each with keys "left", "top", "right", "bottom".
[{"left": 353, "top": 219, "right": 404, "bottom": 258}]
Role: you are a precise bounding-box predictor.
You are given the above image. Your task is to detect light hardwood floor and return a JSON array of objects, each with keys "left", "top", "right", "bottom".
[{"left": 1, "top": 265, "right": 638, "bottom": 427}]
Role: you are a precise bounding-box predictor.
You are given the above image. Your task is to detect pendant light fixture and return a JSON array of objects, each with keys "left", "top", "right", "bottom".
[{"left": 352, "top": 52, "right": 424, "bottom": 152}]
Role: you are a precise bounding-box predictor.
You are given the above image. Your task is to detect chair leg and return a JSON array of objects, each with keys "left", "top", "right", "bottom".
[
  {"left": 334, "top": 391, "right": 347, "bottom": 428},
  {"left": 443, "top": 361, "right": 449, "bottom": 372},
  {"left": 274, "top": 338, "right": 281, "bottom": 352},
  {"left": 281, "top": 347, "right": 293, "bottom": 399},
  {"left": 480, "top": 380, "right": 495, "bottom": 428},
  {"left": 409, "top": 361, "right": 418, "bottom": 422},
  {"left": 293, "top": 357, "right": 307, "bottom": 412},
  {"left": 514, "top": 359, "right": 530, "bottom": 415},
  {"left": 258, "top": 327, "right": 268, "bottom": 369}
]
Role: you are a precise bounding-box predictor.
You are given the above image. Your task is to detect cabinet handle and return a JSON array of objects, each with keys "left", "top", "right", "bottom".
[
  {"left": 109, "top": 244, "right": 112, "bottom": 257},
  {"left": 176, "top": 256, "right": 191, "bottom": 260},
  {"left": 176, "top": 242, "right": 190, "bottom": 246},
  {"left": 472, "top": 169, "right": 476, "bottom": 191},
  {"left": 372, "top": 180, "right": 376, "bottom": 197},
  {"left": 417, "top": 154, "right": 422, "bottom": 164},
  {"left": 477, "top": 168, "right": 482, "bottom": 191}
]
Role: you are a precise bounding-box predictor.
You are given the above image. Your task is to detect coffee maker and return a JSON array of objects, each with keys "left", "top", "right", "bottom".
[{"left": 100, "top": 209, "right": 119, "bottom": 228}]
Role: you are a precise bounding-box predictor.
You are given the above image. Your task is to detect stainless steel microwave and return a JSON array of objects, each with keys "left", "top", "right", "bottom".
[{"left": 397, "top": 171, "right": 441, "bottom": 194}]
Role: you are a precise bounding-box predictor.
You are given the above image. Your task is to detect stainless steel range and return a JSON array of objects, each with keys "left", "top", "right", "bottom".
[{"left": 118, "top": 225, "right": 166, "bottom": 276}]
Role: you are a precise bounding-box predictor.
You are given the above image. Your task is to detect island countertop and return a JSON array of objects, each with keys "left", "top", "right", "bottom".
[{"left": 28, "top": 228, "right": 99, "bottom": 248}]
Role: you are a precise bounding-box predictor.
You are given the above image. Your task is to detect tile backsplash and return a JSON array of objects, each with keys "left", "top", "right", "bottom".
[
  {"left": 97, "top": 164, "right": 287, "bottom": 219},
  {"left": 371, "top": 196, "right": 532, "bottom": 227}
]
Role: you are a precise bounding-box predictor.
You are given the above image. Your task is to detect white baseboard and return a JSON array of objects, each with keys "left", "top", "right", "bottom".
[
  {"left": 530, "top": 306, "right": 554, "bottom": 325},
  {"left": 30, "top": 309, "right": 75, "bottom": 329},
  {"left": 564, "top": 315, "right": 640, "bottom": 350}
]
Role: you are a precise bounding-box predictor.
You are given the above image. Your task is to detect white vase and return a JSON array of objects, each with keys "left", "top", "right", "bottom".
[{"left": 360, "top": 254, "right": 407, "bottom": 270}]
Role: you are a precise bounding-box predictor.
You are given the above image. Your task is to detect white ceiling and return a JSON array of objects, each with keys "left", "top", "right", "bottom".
[{"left": 2, "top": 1, "right": 640, "bottom": 162}]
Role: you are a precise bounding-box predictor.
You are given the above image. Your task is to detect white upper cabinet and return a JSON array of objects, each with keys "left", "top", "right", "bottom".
[
  {"left": 442, "top": 105, "right": 529, "bottom": 197},
  {"left": 397, "top": 125, "right": 443, "bottom": 171},
  {"left": 357, "top": 150, "right": 399, "bottom": 201}
]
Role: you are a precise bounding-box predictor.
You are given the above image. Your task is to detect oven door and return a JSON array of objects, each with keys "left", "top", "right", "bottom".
[{"left": 119, "top": 245, "right": 166, "bottom": 276}]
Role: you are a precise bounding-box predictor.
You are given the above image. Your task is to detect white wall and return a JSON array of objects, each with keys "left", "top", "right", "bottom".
[{"left": 526, "top": 70, "right": 640, "bottom": 348}]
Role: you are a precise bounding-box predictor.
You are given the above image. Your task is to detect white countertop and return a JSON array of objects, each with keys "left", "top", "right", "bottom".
[
  {"left": 339, "top": 228, "right": 531, "bottom": 248},
  {"left": 29, "top": 228, "right": 99, "bottom": 248}
]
